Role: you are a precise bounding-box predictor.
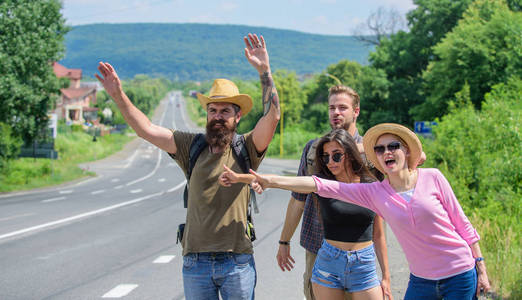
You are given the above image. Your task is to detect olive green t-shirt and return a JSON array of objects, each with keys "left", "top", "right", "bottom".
[{"left": 169, "top": 131, "right": 265, "bottom": 256}]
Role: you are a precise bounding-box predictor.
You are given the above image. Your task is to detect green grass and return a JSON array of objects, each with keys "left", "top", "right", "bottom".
[{"left": 0, "top": 131, "right": 134, "bottom": 193}]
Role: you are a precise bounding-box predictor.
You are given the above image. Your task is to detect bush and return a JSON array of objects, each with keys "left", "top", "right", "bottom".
[
  {"left": 422, "top": 76, "right": 521, "bottom": 297},
  {"left": 0, "top": 122, "right": 22, "bottom": 170}
]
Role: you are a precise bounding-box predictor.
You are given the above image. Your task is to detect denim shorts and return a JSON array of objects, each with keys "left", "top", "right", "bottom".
[{"left": 311, "top": 240, "right": 380, "bottom": 292}]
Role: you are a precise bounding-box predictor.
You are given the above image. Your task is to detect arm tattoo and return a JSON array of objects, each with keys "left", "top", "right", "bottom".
[{"left": 261, "top": 72, "right": 281, "bottom": 117}]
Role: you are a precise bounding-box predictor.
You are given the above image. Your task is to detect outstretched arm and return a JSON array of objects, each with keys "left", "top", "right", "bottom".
[
  {"left": 249, "top": 170, "right": 316, "bottom": 194},
  {"left": 244, "top": 34, "right": 280, "bottom": 153},
  {"left": 95, "top": 62, "right": 176, "bottom": 154}
]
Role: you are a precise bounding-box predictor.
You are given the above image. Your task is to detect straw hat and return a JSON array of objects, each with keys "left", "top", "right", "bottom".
[
  {"left": 197, "top": 79, "right": 253, "bottom": 116},
  {"left": 363, "top": 123, "right": 422, "bottom": 174}
]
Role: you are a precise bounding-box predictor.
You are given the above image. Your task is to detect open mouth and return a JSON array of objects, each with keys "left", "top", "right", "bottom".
[{"left": 384, "top": 158, "right": 396, "bottom": 167}]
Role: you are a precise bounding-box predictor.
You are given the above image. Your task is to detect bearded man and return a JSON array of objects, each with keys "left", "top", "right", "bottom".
[{"left": 96, "top": 33, "right": 280, "bottom": 300}]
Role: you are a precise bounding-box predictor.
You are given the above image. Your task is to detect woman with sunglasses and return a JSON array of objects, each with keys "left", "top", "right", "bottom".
[
  {"left": 220, "top": 129, "right": 392, "bottom": 300},
  {"left": 223, "top": 123, "right": 490, "bottom": 300}
]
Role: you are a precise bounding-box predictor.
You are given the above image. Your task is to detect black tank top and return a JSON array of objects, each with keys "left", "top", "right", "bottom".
[{"left": 317, "top": 177, "right": 376, "bottom": 243}]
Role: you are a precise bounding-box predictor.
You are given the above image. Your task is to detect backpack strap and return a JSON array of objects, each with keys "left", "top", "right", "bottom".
[
  {"left": 231, "top": 134, "right": 259, "bottom": 215},
  {"left": 183, "top": 133, "right": 207, "bottom": 208}
]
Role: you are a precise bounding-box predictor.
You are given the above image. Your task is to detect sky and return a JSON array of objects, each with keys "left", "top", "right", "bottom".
[{"left": 61, "top": 0, "right": 416, "bottom": 36}]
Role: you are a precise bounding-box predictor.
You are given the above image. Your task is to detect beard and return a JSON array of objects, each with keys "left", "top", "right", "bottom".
[
  {"left": 331, "top": 116, "right": 355, "bottom": 130},
  {"left": 205, "top": 119, "right": 237, "bottom": 148}
]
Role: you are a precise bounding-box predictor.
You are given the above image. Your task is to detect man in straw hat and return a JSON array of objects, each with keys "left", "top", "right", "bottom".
[{"left": 95, "top": 33, "right": 280, "bottom": 299}]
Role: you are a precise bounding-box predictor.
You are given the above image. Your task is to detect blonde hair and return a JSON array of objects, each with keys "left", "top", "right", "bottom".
[{"left": 328, "top": 85, "right": 360, "bottom": 109}]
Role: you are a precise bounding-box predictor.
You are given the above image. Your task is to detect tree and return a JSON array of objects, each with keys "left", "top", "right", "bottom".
[
  {"left": 414, "top": 0, "right": 522, "bottom": 119},
  {"left": 352, "top": 6, "right": 407, "bottom": 46},
  {"left": 368, "top": 0, "right": 473, "bottom": 125},
  {"left": 0, "top": 0, "right": 68, "bottom": 144}
]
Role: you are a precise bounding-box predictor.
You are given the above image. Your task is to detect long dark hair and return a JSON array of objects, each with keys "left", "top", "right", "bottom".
[{"left": 314, "top": 129, "right": 375, "bottom": 183}]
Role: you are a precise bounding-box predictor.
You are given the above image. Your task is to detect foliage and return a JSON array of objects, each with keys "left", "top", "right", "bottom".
[
  {"left": 422, "top": 76, "right": 521, "bottom": 296},
  {"left": 415, "top": 0, "right": 522, "bottom": 119},
  {"left": 95, "top": 74, "right": 172, "bottom": 125},
  {"left": 0, "top": 122, "right": 23, "bottom": 170},
  {"left": 0, "top": 0, "right": 68, "bottom": 144},
  {"left": 368, "top": 0, "right": 473, "bottom": 126},
  {"left": 61, "top": 23, "right": 373, "bottom": 81}
]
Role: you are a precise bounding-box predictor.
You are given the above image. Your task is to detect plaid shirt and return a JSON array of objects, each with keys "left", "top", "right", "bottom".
[{"left": 292, "top": 130, "right": 363, "bottom": 254}]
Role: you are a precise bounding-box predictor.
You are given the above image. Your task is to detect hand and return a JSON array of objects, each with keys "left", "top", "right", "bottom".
[
  {"left": 276, "top": 244, "right": 295, "bottom": 271},
  {"left": 219, "top": 165, "right": 240, "bottom": 187},
  {"left": 249, "top": 169, "right": 270, "bottom": 191},
  {"left": 476, "top": 266, "right": 490, "bottom": 298},
  {"left": 380, "top": 277, "right": 393, "bottom": 300},
  {"left": 250, "top": 181, "right": 264, "bottom": 194},
  {"left": 418, "top": 151, "right": 427, "bottom": 166},
  {"left": 244, "top": 33, "right": 270, "bottom": 74},
  {"left": 95, "top": 62, "right": 123, "bottom": 99}
]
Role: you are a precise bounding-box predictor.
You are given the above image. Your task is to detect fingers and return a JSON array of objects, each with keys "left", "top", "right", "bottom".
[
  {"left": 94, "top": 73, "right": 103, "bottom": 83},
  {"left": 223, "top": 164, "right": 233, "bottom": 172},
  {"left": 244, "top": 36, "right": 253, "bottom": 50},
  {"left": 246, "top": 33, "right": 263, "bottom": 49},
  {"left": 97, "top": 62, "right": 109, "bottom": 77},
  {"left": 260, "top": 35, "right": 266, "bottom": 48}
]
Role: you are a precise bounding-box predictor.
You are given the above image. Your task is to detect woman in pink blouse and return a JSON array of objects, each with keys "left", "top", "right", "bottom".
[{"left": 227, "top": 123, "right": 491, "bottom": 300}]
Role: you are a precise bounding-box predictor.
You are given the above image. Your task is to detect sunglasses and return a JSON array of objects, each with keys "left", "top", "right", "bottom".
[
  {"left": 373, "top": 141, "right": 402, "bottom": 155},
  {"left": 321, "top": 152, "right": 344, "bottom": 164}
]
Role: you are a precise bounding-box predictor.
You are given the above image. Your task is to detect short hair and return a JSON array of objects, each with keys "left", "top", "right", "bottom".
[{"left": 328, "top": 85, "right": 360, "bottom": 109}]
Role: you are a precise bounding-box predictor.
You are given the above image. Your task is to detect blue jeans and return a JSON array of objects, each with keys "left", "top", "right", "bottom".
[
  {"left": 311, "top": 240, "right": 380, "bottom": 292},
  {"left": 404, "top": 268, "right": 477, "bottom": 300},
  {"left": 182, "top": 252, "right": 256, "bottom": 300}
]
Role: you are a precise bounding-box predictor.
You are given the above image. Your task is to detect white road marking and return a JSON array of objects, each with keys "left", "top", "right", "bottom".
[
  {"left": 130, "top": 189, "right": 142, "bottom": 194},
  {"left": 59, "top": 190, "right": 73, "bottom": 194},
  {"left": 125, "top": 148, "right": 162, "bottom": 187},
  {"left": 0, "top": 213, "right": 35, "bottom": 222},
  {"left": 158, "top": 178, "right": 166, "bottom": 182},
  {"left": 153, "top": 255, "right": 176, "bottom": 263},
  {"left": 91, "top": 190, "right": 105, "bottom": 195},
  {"left": 111, "top": 178, "right": 120, "bottom": 183},
  {"left": 141, "top": 155, "right": 151, "bottom": 159},
  {"left": 102, "top": 284, "right": 138, "bottom": 298},
  {"left": 114, "top": 185, "right": 124, "bottom": 189},
  {"left": 167, "top": 181, "right": 187, "bottom": 193},
  {"left": 42, "top": 196, "right": 66, "bottom": 203},
  {"left": 0, "top": 191, "right": 164, "bottom": 241}
]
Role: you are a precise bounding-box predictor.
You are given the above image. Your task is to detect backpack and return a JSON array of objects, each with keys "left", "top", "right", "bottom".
[{"left": 176, "top": 133, "right": 258, "bottom": 244}]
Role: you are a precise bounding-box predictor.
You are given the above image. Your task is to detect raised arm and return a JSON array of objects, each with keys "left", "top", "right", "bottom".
[
  {"left": 243, "top": 34, "right": 280, "bottom": 153},
  {"left": 95, "top": 62, "right": 176, "bottom": 154}
]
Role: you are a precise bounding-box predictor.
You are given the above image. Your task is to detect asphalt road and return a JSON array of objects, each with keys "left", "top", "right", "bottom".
[{"left": 0, "top": 92, "right": 409, "bottom": 299}]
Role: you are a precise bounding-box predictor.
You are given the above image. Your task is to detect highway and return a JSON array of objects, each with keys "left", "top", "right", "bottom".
[{"left": 0, "top": 92, "right": 409, "bottom": 299}]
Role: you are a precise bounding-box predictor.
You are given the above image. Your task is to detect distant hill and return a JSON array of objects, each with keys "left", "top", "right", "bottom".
[{"left": 60, "top": 23, "right": 373, "bottom": 81}]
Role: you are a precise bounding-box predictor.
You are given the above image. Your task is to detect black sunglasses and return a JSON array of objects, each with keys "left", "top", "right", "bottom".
[
  {"left": 321, "top": 152, "right": 344, "bottom": 164},
  {"left": 373, "top": 141, "right": 402, "bottom": 155}
]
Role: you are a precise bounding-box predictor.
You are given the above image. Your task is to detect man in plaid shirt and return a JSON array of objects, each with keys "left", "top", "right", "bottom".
[{"left": 276, "top": 85, "right": 365, "bottom": 300}]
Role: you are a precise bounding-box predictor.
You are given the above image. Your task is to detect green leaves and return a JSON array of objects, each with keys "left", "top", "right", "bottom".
[{"left": 0, "top": 0, "right": 68, "bottom": 144}]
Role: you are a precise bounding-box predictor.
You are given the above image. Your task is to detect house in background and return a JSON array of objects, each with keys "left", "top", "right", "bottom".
[{"left": 52, "top": 62, "right": 98, "bottom": 124}]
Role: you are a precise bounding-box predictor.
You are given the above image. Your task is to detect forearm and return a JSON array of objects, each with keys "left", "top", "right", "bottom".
[
  {"left": 235, "top": 173, "right": 256, "bottom": 185},
  {"left": 279, "top": 197, "right": 304, "bottom": 242},
  {"left": 111, "top": 91, "right": 153, "bottom": 138},
  {"left": 267, "top": 175, "right": 316, "bottom": 194},
  {"left": 470, "top": 241, "right": 487, "bottom": 274},
  {"left": 373, "top": 219, "right": 391, "bottom": 280},
  {"left": 260, "top": 71, "right": 280, "bottom": 119}
]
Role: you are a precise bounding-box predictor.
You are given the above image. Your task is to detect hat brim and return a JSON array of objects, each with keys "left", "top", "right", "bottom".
[
  {"left": 196, "top": 93, "right": 253, "bottom": 116},
  {"left": 363, "top": 123, "right": 422, "bottom": 175}
]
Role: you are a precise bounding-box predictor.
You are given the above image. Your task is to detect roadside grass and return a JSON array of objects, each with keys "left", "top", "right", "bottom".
[
  {"left": 0, "top": 131, "right": 134, "bottom": 193},
  {"left": 470, "top": 212, "right": 521, "bottom": 299}
]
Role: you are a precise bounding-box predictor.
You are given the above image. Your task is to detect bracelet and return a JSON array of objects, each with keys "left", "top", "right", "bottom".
[
  {"left": 278, "top": 240, "right": 290, "bottom": 245},
  {"left": 475, "top": 257, "right": 484, "bottom": 263}
]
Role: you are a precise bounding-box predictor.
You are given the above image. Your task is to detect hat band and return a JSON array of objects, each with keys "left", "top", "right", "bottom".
[{"left": 209, "top": 95, "right": 235, "bottom": 99}]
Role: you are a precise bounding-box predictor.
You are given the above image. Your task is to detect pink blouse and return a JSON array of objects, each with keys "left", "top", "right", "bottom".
[{"left": 312, "top": 168, "right": 480, "bottom": 280}]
